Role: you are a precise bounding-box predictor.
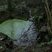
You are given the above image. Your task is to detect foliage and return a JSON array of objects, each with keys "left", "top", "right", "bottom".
[{"left": 0, "top": 0, "right": 52, "bottom": 52}]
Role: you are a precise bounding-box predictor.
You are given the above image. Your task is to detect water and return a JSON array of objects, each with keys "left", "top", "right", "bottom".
[{"left": 0, "top": 19, "right": 38, "bottom": 46}]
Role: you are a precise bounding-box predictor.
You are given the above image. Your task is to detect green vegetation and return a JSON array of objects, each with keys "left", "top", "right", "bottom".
[{"left": 0, "top": 0, "right": 52, "bottom": 52}]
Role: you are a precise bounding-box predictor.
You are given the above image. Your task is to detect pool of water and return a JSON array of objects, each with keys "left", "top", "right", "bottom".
[{"left": 0, "top": 19, "right": 38, "bottom": 46}]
